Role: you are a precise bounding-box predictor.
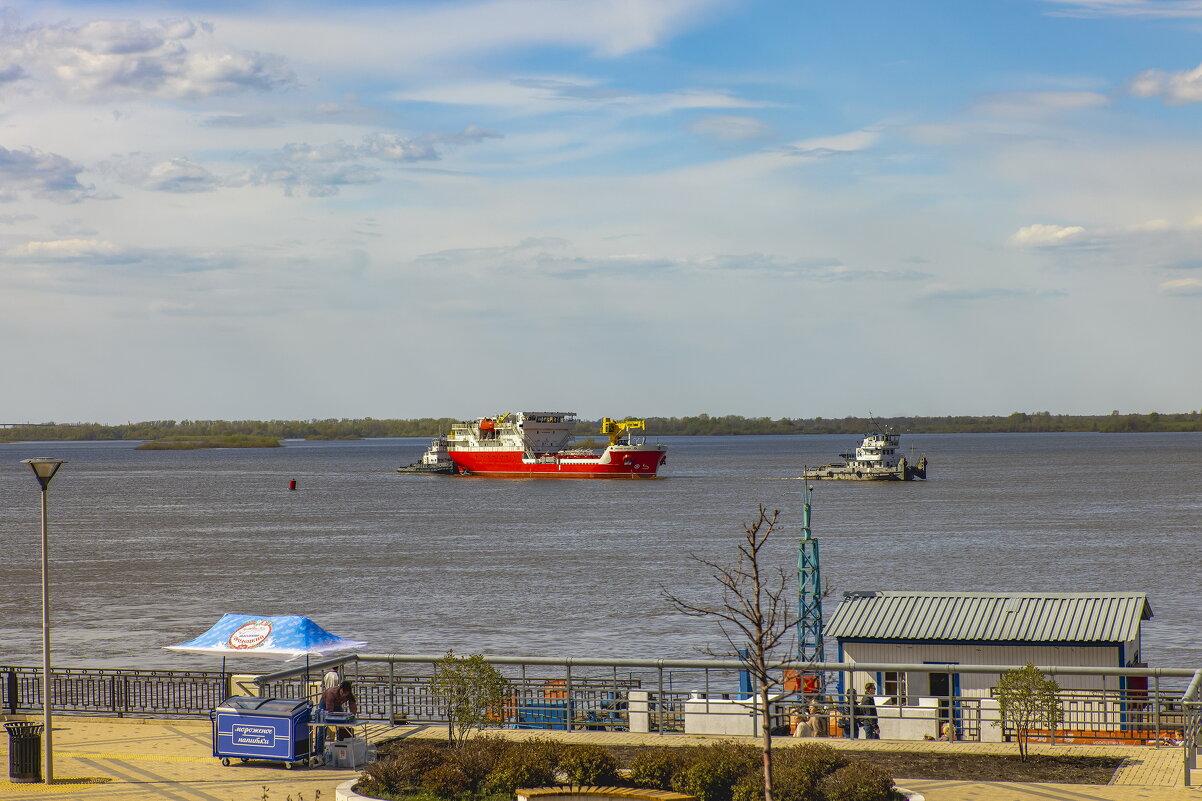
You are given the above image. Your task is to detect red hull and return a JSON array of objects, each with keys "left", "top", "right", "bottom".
[{"left": 449, "top": 448, "right": 665, "bottom": 478}]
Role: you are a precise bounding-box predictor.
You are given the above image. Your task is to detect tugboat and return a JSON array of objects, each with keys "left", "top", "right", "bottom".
[
  {"left": 397, "top": 437, "right": 459, "bottom": 475},
  {"left": 802, "top": 426, "right": 927, "bottom": 481}
]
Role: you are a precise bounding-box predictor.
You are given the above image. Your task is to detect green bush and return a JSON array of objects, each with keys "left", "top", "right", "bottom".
[
  {"left": 817, "top": 762, "right": 900, "bottom": 801},
  {"left": 359, "top": 743, "right": 448, "bottom": 795},
  {"left": 729, "top": 771, "right": 764, "bottom": 801},
  {"left": 628, "top": 747, "right": 683, "bottom": 790},
  {"left": 449, "top": 735, "right": 512, "bottom": 791},
  {"left": 483, "top": 749, "right": 557, "bottom": 796},
  {"left": 357, "top": 758, "right": 411, "bottom": 798},
  {"left": 772, "top": 743, "right": 850, "bottom": 801},
  {"left": 559, "top": 744, "right": 619, "bottom": 785},
  {"left": 777, "top": 743, "right": 847, "bottom": 777},
  {"left": 422, "top": 762, "right": 473, "bottom": 798},
  {"left": 520, "top": 736, "right": 566, "bottom": 770},
  {"left": 669, "top": 743, "right": 759, "bottom": 801}
]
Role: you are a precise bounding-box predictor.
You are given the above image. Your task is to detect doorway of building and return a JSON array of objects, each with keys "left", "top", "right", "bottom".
[{"left": 926, "top": 664, "right": 960, "bottom": 739}]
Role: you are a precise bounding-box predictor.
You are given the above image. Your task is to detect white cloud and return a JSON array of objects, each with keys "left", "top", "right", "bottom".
[
  {"left": 395, "top": 77, "right": 767, "bottom": 117},
  {"left": 779, "top": 129, "right": 880, "bottom": 158},
  {"left": 8, "top": 238, "right": 132, "bottom": 262},
  {"left": 1, "top": 17, "right": 295, "bottom": 101},
  {"left": 1161, "top": 277, "right": 1202, "bottom": 294},
  {"left": 201, "top": 113, "right": 279, "bottom": 129},
  {"left": 0, "top": 145, "right": 95, "bottom": 202},
  {"left": 412, "top": 239, "right": 927, "bottom": 283},
  {"left": 971, "top": 91, "right": 1109, "bottom": 119},
  {"left": 1042, "top": 1, "right": 1202, "bottom": 18},
  {"left": 362, "top": 127, "right": 501, "bottom": 161},
  {"left": 687, "top": 114, "right": 774, "bottom": 143},
  {"left": 1129, "top": 63, "right": 1202, "bottom": 105},
  {"left": 230, "top": 127, "right": 502, "bottom": 195},
  {"left": 1009, "top": 224, "right": 1087, "bottom": 247},
  {"left": 213, "top": 0, "right": 727, "bottom": 73},
  {"left": 107, "top": 157, "right": 223, "bottom": 193}
]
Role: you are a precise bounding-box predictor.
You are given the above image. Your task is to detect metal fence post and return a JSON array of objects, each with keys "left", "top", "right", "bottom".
[
  {"left": 5, "top": 670, "right": 16, "bottom": 713},
  {"left": 1155, "top": 675, "right": 1161, "bottom": 745},
  {"left": 565, "top": 663, "right": 573, "bottom": 733},
  {"left": 1184, "top": 704, "right": 1194, "bottom": 787},
  {"left": 389, "top": 661, "right": 395, "bottom": 723},
  {"left": 657, "top": 664, "right": 664, "bottom": 735}
]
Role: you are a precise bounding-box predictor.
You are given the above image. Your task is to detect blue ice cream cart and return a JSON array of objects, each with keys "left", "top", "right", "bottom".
[{"left": 211, "top": 696, "right": 316, "bottom": 769}]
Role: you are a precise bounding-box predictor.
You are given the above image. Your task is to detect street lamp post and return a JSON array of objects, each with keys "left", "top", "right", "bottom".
[{"left": 21, "top": 457, "right": 65, "bottom": 785}]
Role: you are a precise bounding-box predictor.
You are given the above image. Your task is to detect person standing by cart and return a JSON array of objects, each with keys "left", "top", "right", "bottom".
[{"left": 322, "top": 680, "right": 358, "bottom": 741}]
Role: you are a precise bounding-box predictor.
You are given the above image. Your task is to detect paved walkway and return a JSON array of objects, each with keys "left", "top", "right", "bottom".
[{"left": 0, "top": 717, "right": 1198, "bottom": 801}]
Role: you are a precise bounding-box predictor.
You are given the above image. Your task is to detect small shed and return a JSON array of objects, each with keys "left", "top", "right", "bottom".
[{"left": 825, "top": 590, "right": 1153, "bottom": 701}]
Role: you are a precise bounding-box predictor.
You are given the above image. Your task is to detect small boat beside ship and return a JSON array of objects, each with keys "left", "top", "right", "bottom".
[
  {"left": 802, "top": 427, "right": 927, "bottom": 481},
  {"left": 398, "top": 412, "right": 667, "bottom": 478},
  {"left": 396, "top": 437, "right": 459, "bottom": 475}
]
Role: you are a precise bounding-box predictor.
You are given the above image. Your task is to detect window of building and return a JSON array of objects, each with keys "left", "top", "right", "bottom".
[{"left": 881, "top": 671, "right": 907, "bottom": 704}]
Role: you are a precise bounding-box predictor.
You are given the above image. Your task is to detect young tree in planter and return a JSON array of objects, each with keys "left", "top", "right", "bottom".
[
  {"left": 431, "top": 650, "right": 510, "bottom": 746},
  {"left": 994, "top": 663, "right": 1063, "bottom": 760},
  {"left": 664, "top": 505, "right": 801, "bottom": 801}
]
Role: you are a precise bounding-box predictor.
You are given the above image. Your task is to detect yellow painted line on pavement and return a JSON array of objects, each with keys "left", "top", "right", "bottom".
[
  {"left": 53, "top": 750, "right": 215, "bottom": 764},
  {"left": 0, "top": 778, "right": 112, "bottom": 797}
]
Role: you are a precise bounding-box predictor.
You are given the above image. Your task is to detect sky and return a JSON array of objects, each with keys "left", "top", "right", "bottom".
[{"left": 2, "top": 0, "right": 1201, "bottom": 423}]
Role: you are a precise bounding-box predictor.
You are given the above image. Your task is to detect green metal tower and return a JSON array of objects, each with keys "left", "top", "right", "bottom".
[{"left": 797, "top": 482, "right": 825, "bottom": 679}]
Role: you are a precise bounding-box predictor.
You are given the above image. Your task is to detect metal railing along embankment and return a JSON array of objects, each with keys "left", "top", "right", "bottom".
[{"left": 6, "top": 656, "right": 1202, "bottom": 783}]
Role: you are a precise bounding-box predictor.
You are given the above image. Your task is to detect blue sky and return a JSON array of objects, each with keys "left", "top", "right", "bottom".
[{"left": 2, "top": 0, "right": 1201, "bottom": 423}]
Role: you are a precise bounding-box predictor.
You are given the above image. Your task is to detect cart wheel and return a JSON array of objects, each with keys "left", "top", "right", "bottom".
[
  {"left": 220, "top": 758, "right": 231, "bottom": 767},
  {"left": 311, "top": 756, "right": 322, "bottom": 767},
  {"left": 284, "top": 760, "right": 294, "bottom": 770},
  {"left": 240, "top": 758, "right": 250, "bottom": 764}
]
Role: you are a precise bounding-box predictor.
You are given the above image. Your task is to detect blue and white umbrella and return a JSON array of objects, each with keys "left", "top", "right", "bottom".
[{"left": 166, "top": 613, "right": 366, "bottom": 660}]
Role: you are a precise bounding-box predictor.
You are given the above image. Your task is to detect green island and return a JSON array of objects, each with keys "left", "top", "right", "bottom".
[
  {"left": 134, "top": 434, "right": 283, "bottom": 450},
  {"left": 0, "top": 410, "right": 1199, "bottom": 444}
]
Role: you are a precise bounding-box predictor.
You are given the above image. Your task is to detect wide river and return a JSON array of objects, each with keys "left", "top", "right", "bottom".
[{"left": 0, "top": 433, "right": 1198, "bottom": 672}]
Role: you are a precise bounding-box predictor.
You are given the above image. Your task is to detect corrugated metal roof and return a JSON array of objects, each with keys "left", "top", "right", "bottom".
[{"left": 825, "top": 591, "right": 1152, "bottom": 644}]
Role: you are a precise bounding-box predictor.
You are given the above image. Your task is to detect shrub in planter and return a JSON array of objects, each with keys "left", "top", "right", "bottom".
[
  {"left": 449, "top": 735, "right": 512, "bottom": 791},
  {"left": 770, "top": 743, "right": 851, "bottom": 801},
  {"left": 360, "top": 744, "right": 448, "bottom": 795},
  {"left": 816, "top": 761, "right": 901, "bottom": 801},
  {"left": 628, "top": 747, "right": 683, "bottom": 790},
  {"left": 559, "top": 744, "right": 619, "bottom": 785},
  {"left": 521, "top": 736, "right": 566, "bottom": 771},
  {"left": 357, "top": 757, "right": 412, "bottom": 798},
  {"left": 669, "top": 743, "right": 759, "bottom": 801},
  {"left": 422, "top": 762, "right": 473, "bottom": 799},
  {"left": 398, "top": 743, "right": 451, "bottom": 786},
  {"left": 483, "top": 748, "right": 558, "bottom": 796},
  {"left": 776, "top": 743, "right": 847, "bottom": 779},
  {"left": 704, "top": 741, "right": 761, "bottom": 777},
  {"left": 729, "top": 771, "right": 765, "bottom": 801}
]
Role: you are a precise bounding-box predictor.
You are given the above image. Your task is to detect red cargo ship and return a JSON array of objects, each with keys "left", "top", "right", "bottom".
[{"left": 446, "top": 412, "right": 667, "bottom": 478}]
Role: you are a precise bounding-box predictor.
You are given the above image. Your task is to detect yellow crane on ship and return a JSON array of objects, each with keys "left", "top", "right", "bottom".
[{"left": 600, "top": 417, "right": 646, "bottom": 445}]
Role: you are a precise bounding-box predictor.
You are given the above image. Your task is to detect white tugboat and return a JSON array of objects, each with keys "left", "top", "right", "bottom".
[
  {"left": 802, "top": 427, "right": 927, "bottom": 481},
  {"left": 397, "top": 436, "right": 459, "bottom": 475}
]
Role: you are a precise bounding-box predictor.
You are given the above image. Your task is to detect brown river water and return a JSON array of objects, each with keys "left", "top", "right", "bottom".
[{"left": 0, "top": 433, "right": 1198, "bottom": 672}]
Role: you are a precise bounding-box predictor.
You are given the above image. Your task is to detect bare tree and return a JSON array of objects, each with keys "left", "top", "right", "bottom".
[{"left": 664, "top": 504, "right": 798, "bottom": 801}]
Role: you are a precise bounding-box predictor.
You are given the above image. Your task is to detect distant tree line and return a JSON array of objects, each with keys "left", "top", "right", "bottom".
[
  {"left": 637, "top": 410, "right": 1202, "bottom": 435},
  {"left": 1, "top": 410, "right": 1200, "bottom": 443}
]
